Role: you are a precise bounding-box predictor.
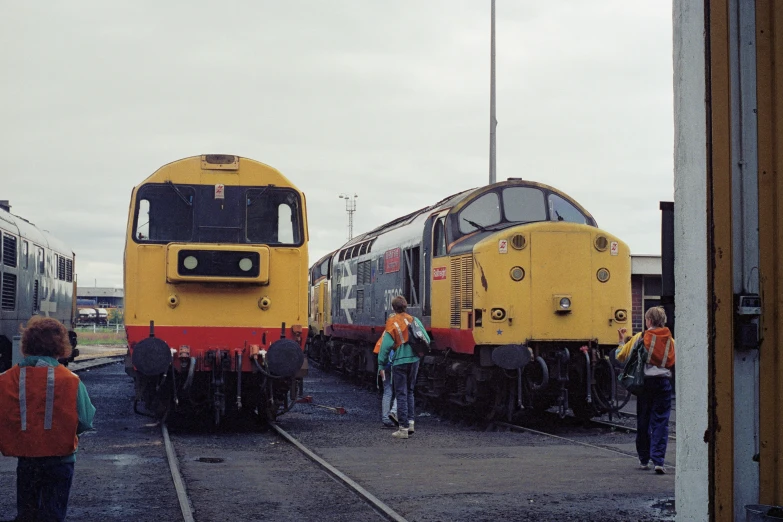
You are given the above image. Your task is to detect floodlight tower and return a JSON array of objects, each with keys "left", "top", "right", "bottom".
[
  {"left": 489, "top": 0, "right": 497, "bottom": 185},
  {"left": 338, "top": 193, "right": 358, "bottom": 240}
]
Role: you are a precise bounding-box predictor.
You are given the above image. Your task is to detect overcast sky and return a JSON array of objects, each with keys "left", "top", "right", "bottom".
[{"left": 0, "top": 1, "right": 672, "bottom": 289}]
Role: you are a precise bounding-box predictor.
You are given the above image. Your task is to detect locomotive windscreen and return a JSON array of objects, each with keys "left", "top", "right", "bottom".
[
  {"left": 453, "top": 186, "right": 595, "bottom": 240},
  {"left": 133, "top": 184, "right": 303, "bottom": 246}
]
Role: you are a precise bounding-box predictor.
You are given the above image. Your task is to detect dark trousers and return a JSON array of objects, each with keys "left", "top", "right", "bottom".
[
  {"left": 17, "top": 458, "right": 74, "bottom": 522},
  {"left": 392, "top": 360, "right": 419, "bottom": 428},
  {"left": 636, "top": 377, "right": 672, "bottom": 466}
]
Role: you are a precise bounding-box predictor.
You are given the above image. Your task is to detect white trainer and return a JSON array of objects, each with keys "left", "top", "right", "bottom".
[{"left": 392, "top": 427, "right": 409, "bottom": 439}]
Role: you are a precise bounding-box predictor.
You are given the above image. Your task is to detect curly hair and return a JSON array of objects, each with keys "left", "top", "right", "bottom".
[{"left": 21, "top": 316, "right": 72, "bottom": 358}]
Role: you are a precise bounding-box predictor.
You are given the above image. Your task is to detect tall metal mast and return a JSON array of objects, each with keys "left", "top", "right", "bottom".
[
  {"left": 338, "top": 193, "right": 358, "bottom": 240},
  {"left": 489, "top": 0, "right": 497, "bottom": 185}
]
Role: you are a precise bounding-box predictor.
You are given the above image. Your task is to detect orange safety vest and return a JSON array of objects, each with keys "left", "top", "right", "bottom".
[
  {"left": 385, "top": 313, "right": 414, "bottom": 348},
  {"left": 643, "top": 328, "right": 676, "bottom": 369},
  {"left": 0, "top": 365, "right": 80, "bottom": 457}
]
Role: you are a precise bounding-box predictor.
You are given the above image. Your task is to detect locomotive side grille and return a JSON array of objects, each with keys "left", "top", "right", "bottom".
[
  {"left": 33, "top": 280, "right": 39, "bottom": 312},
  {"left": 461, "top": 256, "right": 473, "bottom": 310},
  {"left": 450, "top": 255, "right": 473, "bottom": 327},
  {"left": 356, "top": 288, "right": 364, "bottom": 313},
  {"left": 57, "top": 256, "right": 66, "bottom": 280},
  {"left": 450, "top": 257, "right": 462, "bottom": 327},
  {"left": 65, "top": 259, "right": 73, "bottom": 282},
  {"left": 2, "top": 235, "right": 17, "bottom": 267},
  {"left": 357, "top": 260, "right": 371, "bottom": 285},
  {"left": 1, "top": 273, "right": 16, "bottom": 311}
]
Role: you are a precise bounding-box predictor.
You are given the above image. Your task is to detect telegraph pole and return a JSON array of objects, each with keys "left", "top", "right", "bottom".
[
  {"left": 338, "top": 193, "right": 358, "bottom": 240},
  {"left": 489, "top": 0, "right": 497, "bottom": 185}
]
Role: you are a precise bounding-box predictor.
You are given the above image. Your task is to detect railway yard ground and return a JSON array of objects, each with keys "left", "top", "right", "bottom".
[{"left": 0, "top": 348, "right": 675, "bottom": 521}]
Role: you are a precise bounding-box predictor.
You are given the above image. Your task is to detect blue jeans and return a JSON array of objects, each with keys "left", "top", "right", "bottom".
[
  {"left": 17, "top": 458, "right": 74, "bottom": 522},
  {"left": 392, "top": 359, "right": 419, "bottom": 428},
  {"left": 636, "top": 377, "right": 672, "bottom": 466},
  {"left": 381, "top": 368, "right": 397, "bottom": 422}
]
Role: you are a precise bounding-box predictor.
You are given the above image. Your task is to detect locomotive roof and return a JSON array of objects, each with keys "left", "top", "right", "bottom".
[
  {"left": 338, "top": 188, "right": 474, "bottom": 249},
  {"left": 337, "top": 178, "right": 594, "bottom": 249},
  {"left": 0, "top": 206, "right": 73, "bottom": 255}
]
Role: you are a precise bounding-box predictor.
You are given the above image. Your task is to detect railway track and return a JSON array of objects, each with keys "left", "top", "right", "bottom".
[
  {"left": 495, "top": 419, "right": 676, "bottom": 469},
  {"left": 589, "top": 418, "right": 677, "bottom": 441},
  {"left": 69, "top": 355, "right": 124, "bottom": 373},
  {"left": 70, "top": 356, "right": 407, "bottom": 520},
  {"left": 158, "top": 418, "right": 407, "bottom": 522}
]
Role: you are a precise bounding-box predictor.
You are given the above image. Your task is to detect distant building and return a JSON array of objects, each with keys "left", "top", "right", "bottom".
[
  {"left": 76, "top": 287, "right": 124, "bottom": 308},
  {"left": 631, "top": 255, "right": 662, "bottom": 333}
]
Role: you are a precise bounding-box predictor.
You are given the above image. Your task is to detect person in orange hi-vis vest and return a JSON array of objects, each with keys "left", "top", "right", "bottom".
[
  {"left": 616, "top": 306, "right": 675, "bottom": 475},
  {"left": 376, "top": 296, "right": 430, "bottom": 439},
  {"left": 0, "top": 316, "right": 96, "bottom": 522}
]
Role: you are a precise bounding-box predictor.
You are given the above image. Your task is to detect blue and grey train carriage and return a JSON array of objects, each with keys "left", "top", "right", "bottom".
[{"left": 0, "top": 201, "right": 78, "bottom": 371}]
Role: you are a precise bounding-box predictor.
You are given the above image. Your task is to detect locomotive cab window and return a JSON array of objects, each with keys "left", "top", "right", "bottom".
[
  {"left": 319, "top": 258, "right": 330, "bottom": 279},
  {"left": 134, "top": 184, "right": 195, "bottom": 242},
  {"left": 459, "top": 192, "right": 501, "bottom": 234},
  {"left": 548, "top": 194, "right": 588, "bottom": 224},
  {"left": 502, "top": 187, "right": 547, "bottom": 223},
  {"left": 433, "top": 217, "right": 447, "bottom": 257},
  {"left": 246, "top": 188, "right": 302, "bottom": 245}
]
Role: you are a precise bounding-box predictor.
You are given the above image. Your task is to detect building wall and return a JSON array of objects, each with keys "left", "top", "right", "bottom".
[
  {"left": 673, "top": 0, "right": 711, "bottom": 519},
  {"left": 631, "top": 275, "right": 643, "bottom": 333}
]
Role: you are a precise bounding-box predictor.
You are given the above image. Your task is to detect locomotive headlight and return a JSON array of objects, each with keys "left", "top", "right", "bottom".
[
  {"left": 596, "top": 268, "right": 610, "bottom": 282},
  {"left": 615, "top": 309, "right": 628, "bottom": 322},
  {"left": 553, "top": 294, "right": 572, "bottom": 313},
  {"left": 510, "top": 234, "right": 527, "bottom": 250},
  {"left": 510, "top": 266, "right": 525, "bottom": 281},
  {"left": 183, "top": 256, "right": 198, "bottom": 270},
  {"left": 594, "top": 235, "right": 609, "bottom": 251},
  {"left": 238, "top": 257, "right": 253, "bottom": 272}
]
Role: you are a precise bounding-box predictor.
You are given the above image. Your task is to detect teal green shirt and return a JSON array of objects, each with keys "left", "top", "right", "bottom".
[
  {"left": 377, "top": 317, "right": 431, "bottom": 369},
  {"left": 18, "top": 356, "right": 96, "bottom": 463}
]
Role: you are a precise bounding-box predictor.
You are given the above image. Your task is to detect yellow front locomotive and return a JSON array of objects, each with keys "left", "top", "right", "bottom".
[
  {"left": 309, "top": 179, "right": 630, "bottom": 420},
  {"left": 124, "top": 155, "right": 308, "bottom": 423}
]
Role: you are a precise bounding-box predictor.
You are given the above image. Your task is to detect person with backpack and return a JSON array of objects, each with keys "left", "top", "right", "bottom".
[
  {"left": 616, "top": 306, "right": 675, "bottom": 474},
  {"left": 374, "top": 331, "right": 398, "bottom": 428},
  {"left": 0, "top": 316, "right": 96, "bottom": 521},
  {"left": 376, "top": 296, "right": 430, "bottom": 439}
]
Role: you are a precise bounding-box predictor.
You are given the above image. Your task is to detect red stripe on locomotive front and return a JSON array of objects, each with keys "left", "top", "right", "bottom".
[
  {"left": 329, "top": 324, "right": 476, "bottom": 354},
  {"left": 126, "top": 325, "right": 307, "bottom": 355}
]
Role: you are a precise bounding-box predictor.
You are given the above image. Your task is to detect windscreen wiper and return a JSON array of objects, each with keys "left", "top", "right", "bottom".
[
  {"left": 247, "top": 185, "right": 271, "bottom": 206},
  {"left": 463, "top": 218, "right": 489, "bottom": 232},
  {"left": 166, "top": 181, "right": 192, "bottom": 207}
]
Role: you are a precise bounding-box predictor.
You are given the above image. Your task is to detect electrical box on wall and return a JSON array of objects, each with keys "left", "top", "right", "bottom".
[{"left": 735, "top": 294, "right": 761, "bottom": 350}]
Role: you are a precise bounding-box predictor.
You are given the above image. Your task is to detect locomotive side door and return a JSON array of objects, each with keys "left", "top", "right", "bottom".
[{"left": 427, "top": 211, "right": 450, "bottom": 330}]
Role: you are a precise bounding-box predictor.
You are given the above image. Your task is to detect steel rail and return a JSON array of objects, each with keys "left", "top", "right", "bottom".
[
  {"left": 496, "top": 421, "right": 677, "bottom": 469},
  {"left": 162, "top": 423, "right": 196, "bottom": 522},
  {"left": 495, "top": 422, "right": 676, "bottom": 469},
  {"left": 590, "top": 418, "right": 677, "bottom": 441},
  {"left": 495, "top": 421, "right": 638, "bottom": 459},
  {"left": 69, "top": 355, "right": 124, "bottom": 373},
  {"left": 270, "top": 422, "right": 408, "bottom": 522}
]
